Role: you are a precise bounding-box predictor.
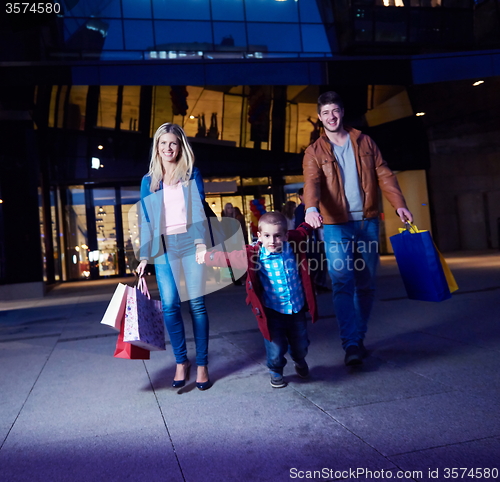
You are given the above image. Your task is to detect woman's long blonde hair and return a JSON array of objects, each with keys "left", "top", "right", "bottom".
[{"left": 147, "top": 123, "right": 194, "bottom": 192}]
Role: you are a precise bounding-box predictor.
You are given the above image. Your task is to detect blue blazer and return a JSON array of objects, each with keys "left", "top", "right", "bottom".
[{"left": 139, "top": 167, "right": 207, "bottom": 260}]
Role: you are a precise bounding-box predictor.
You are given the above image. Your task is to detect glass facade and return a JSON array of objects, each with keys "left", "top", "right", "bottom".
[{"left": 60, "top": 0, "right": 333, "bottom": 59}]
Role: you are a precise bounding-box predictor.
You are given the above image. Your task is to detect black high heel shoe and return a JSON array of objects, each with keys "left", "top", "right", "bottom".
[
  {"left": 196, "top": 366, "right": 212, "bottom": 391},
  {"left": 172, "top": 362, "right": 191, "bottom": 388}
]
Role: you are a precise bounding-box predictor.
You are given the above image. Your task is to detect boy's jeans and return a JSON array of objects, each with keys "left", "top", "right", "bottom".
[
  {"left": 323, "top": 219, "right": 379, "bottom": 350},
  {"left": 155, "top": 232, "right": 209, "bottom": 366},
  {"left": 263, "top": 308, "right": 309, "bottom": 375}
]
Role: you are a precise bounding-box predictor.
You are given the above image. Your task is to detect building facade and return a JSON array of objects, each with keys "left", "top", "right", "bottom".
[{"left": 1, "top": 0, "right": 499, "bottom": 297}]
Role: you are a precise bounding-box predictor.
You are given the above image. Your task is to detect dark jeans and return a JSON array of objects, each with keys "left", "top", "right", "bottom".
[{"left": 263, "top": 308, "right": 309, "bottom": 376}]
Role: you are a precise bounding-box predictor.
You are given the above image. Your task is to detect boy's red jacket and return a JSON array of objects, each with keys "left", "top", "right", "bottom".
[{"left": 205, "top": 223, "right": 318, "bottom": 341}]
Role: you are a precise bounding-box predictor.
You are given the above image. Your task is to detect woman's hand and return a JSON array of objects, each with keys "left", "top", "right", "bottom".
[
  {"left": 136, "top": 259, "right": 148, "bottom": 276},
  {"left": 195, "top": 244, "right": 207, "bottom": 264}
]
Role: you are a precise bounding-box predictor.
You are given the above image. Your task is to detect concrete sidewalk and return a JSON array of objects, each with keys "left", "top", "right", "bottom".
[{"left": 0, "top": 252, "right": 499, "bottom": 482}]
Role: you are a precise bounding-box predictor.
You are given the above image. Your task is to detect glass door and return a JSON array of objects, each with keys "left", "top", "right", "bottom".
[
  {"left": 120, "top": 186, "right": 141, "bottom": 275},
  {"left": 92, "top": 187, "right": 119, "bottom": 277}
]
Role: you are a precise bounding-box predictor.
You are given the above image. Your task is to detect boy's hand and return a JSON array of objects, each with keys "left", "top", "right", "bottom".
[{"left": 195, "top": 244, "right": 206, "bottom": 264}]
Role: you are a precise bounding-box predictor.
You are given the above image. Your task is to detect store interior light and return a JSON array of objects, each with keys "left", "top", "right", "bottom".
[
  {"left": 473, "top": 80, "right": 484, "bottom": 86},
  {"left": 416, "top": 112, "right": 425, "bottom": 116},
  {"left": 98, "top": 145, "right": 104, "bottom": 150},
  {"left": 91, "top": 157, "right": 101, "bottom": 169},
  {"left": 0, "top": 199, "right": 3, "bottom": 203}
]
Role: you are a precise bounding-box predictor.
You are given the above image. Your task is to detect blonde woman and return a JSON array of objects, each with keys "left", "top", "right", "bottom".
[{"left": 136, "top": 123, "right": 212, "bottom": 390}]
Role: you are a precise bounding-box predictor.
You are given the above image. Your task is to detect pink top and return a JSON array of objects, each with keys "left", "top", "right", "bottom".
[{"left": 163, "top": 182, "right": 187, "bottom": 235}]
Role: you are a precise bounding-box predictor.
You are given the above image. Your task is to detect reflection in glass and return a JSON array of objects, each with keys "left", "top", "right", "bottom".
[
  {"left": 153, "top": 0, "right": 211, "bottom": 20},
  {"left": 213, "top": 22, "right": 247, "bottom": 51},
  {"left": 122, "top": 0, "right": 152, "bottom": 18},
  {"left": 245, "top": 0, "right": 299, "bottom": 22},
  {"left": 211, "top": 0, "right": 245, "bottom": 20},
  {"left": 124, "top": 20, "right": 155, "bottom": 50},
  {"left": 247, "top": 23, "right": 301, "bottom": 52},
  {"left": 154, "top": 20, "right": 213, "bottom": 48},
  {"left": 301, "top": 24, "right": 331, "bottom": 52},
  {"left": 101, "top": 19, "right": 124, "bottom": 50},
  {"left": 299, "top": 0, "right": 323, "bottom": 22}
]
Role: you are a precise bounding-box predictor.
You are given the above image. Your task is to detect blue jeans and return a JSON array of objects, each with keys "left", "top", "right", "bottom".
[
  {"left": 323, "top": 219, "right": 379, "bottom": 350},
  {"left": 263, "top": 308, "right": 309, "bottom": 375},
  {"left": 155, "top": 232, "right": 209, "bottom": 366}
]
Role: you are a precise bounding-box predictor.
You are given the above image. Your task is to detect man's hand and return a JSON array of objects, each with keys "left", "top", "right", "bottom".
[
  {"left": 305, "top": 211, "right": 323, "bottom": 229},
  {"left": 195, "top": 243, "right": 207, "bottom": 264},
  {"left": 396, "top": 207, "right": 413, "bottom": 224},
  {"left": 136, "top": 259, "right": 148, "bottom": 276}
]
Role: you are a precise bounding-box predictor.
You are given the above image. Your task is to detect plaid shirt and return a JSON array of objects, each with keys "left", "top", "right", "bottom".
[{"left": 258, "top": 242, "right": 305, "bottom": 315}]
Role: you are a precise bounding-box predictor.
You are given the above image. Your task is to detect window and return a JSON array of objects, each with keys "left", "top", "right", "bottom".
[{"left": 98, "top": 86, "right": 118, "bottom": 129}]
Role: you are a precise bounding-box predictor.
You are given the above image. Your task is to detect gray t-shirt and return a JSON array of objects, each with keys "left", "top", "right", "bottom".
[{"left": 332, "top": 137, "right": 364, "bottom": 221}]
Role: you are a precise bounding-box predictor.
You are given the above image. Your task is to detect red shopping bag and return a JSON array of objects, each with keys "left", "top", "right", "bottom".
[{"left": 114, "top": 318, "right": 150, "bottom": 360}]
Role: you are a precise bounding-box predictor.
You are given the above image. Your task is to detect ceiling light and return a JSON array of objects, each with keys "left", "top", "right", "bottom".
[
  {"left": 416, "top": 112, "right": 425, "bottom": 116},
  {"left": 98, "top": 145, "right": 104, "bottom": 150},
  {"left": 472, "top": 80, "right": 484, "bottom": 86}
]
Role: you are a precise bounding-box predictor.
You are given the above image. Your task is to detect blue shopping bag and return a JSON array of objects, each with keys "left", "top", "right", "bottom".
[{"left": 390, "top": 224, "right": 456, "bottom": 302}]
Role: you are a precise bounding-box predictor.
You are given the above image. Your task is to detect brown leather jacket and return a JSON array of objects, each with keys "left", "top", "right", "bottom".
[{"left": 303, "top": 127, "right": 407, "bottom": 224}]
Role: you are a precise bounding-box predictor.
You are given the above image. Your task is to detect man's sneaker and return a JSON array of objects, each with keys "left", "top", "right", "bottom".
[
  {"left": 270, "top": 373, "right": 287, "bottom": 388},
  {"left": 358, "top": 340, "right": 368, "bottom": 359},
  {"left": 344, "top": 344, "right": 363, "bottom": 366},
  {"left": 294, "top": 362, "right": 309, "bottom": 379}
]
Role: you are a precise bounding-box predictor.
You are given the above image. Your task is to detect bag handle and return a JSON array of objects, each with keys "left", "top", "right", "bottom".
[
  {"left": 137, "top": 275, "right": 151, "bottom": 299},
  {"left": 400, "top": 222, "right": 424, "bottom": 234}
]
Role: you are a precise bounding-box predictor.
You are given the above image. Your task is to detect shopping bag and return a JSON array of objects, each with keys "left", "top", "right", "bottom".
[
  {"left": 114, "top": 316, "right": 150, "bottom": 360},
  {"left": 123, "top": 277, "right": 166, "bottom": 351},
  {"left": 390, "top": 223, "right": 458, "bottom": 302},
  {"left": 101, "top": 283, "right": 128, "bottom": 331}
]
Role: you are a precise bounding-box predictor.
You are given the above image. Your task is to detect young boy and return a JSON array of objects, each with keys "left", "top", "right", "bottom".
[{"left": 201, "top": 211, "right": 318, "bottom": 388}]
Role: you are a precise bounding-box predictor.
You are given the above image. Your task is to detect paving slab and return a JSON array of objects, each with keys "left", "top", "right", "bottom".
[
  {"left": 333, "top": 390, "right": 500, "bottom": 457},
  {"left": 0, "top": 337, "right": 58, "bottom": 444},
  {"left": 389, "top": 436, "right": 500, "bottom": 481}
]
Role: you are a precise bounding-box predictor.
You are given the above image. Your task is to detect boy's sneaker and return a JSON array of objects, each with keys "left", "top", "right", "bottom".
[
  {"left": 270, "top": 373, "right": 287, "bottom": 388},
  {"left": 344, "top": 344, "right": 363, "bottom": 366},
  {"left": 294, "top": 361, "right": 309, "bottom": 378},
  {"left": 358, "top": 340, "right": 368, "bottom": 359}
]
